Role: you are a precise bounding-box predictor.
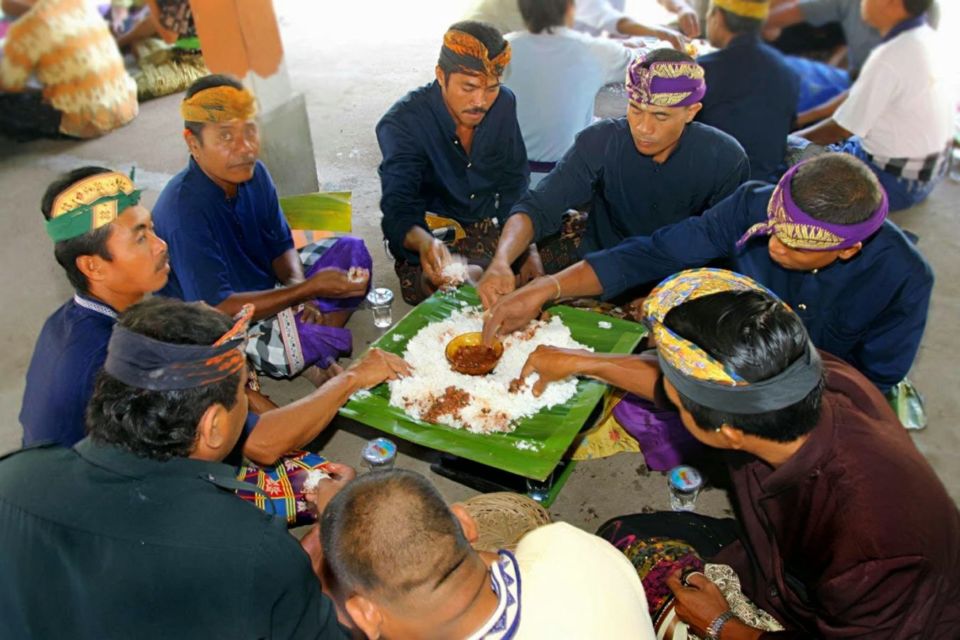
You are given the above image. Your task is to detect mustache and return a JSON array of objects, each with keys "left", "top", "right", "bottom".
[{"left": 464, "top": 108, "right": 488, "bottom": 115}]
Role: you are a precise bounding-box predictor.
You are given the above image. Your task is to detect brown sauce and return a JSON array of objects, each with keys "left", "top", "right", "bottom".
[
  {"left": 449, "top": 344, "right": 501, "bottom": 376},
  {"left": 422, "top": 386, "right": 472, "bottom": 423}
]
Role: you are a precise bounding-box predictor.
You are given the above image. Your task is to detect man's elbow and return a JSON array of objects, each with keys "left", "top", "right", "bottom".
[{"left": 241, "top": 436, "right": 285, "bottom": 467}]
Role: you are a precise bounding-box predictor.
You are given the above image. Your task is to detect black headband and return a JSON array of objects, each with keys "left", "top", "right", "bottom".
[
  {"left": 104, "top": 324, "right": 247, "bottom": 392},
  {"left": 659, "top": 342, "right": 823, "bottom": 415}
]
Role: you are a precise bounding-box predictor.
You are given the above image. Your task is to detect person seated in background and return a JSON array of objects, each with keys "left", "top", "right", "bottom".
[
  {"left": 795, "top": 0, "right": 952, "bottom": 210},
  {"left": 462, "top": 0, "right": 697, "bottom": 49},
  {"left": 504, "top": 0, "right": 634, "bottom": 187},
  {"left": 153, "top": 74, "right": 373, "bottom": 384},
  {"left": 377, "top": 21, "right": 533, "bottom": 304},
  {"left": 1, "top": 299, "right": 353, "bottom": 640},
  {"left": 697, "top": 0, "right": 799, "bottom": 179},
  {"left": 477, "top": 48, "right": 748, "bottom": 308},
  {"left": 518, "top": 268, "right": 960, "bottom": 637},
  {"left": 764, "top": 0, "right": 881, "bottom": 74},
  {"left": 0, "top": 0, "right": 138, "bottom": 141},
  {"left": 483, "top": 155, "right": 933, "bottom": 418},
  {"left": 21, "top": 167, "right": 410, "bottom": 468},
  {"left": 319, "top": 469, "right": 657, "bottom": 639}
]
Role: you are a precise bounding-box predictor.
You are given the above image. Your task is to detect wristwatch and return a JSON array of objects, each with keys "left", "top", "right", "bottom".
[{"left": 706, "top": 610, "right": 736, "bottom": 639}]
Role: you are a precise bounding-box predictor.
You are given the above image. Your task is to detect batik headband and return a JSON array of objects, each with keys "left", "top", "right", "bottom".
[
  {"left": 627, "top": 56, "right": 706, "bottom": 109},
  {"left": 641, "top": 269, "right": 822, "bottom": 413},
  {"left": 713, "top": 0, "right": 770, "bottom": 20},
  {"left": 439, "top": 29, "right": 512, "bottom": 79},
  {"left": 104, "top": 304, "right": 253, "bottom": 391},
  {"left": 736, "top": 161, "right": 888, "bottom": 251},
  {"left": 45, "top": 171, "right": 142, "bottom": 243},
  {"left": 180, "top": 85, "right": 257, "bottom": 123}
]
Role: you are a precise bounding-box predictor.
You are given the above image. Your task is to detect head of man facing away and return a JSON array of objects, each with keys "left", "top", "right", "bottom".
[{"left": 320, "top": 469, "right": 498, "bottom": 640}]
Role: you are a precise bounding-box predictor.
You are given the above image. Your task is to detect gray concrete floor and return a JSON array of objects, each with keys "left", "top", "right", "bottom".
[{"left": 0, "top": 0, "right": 956, "bottom": 529}]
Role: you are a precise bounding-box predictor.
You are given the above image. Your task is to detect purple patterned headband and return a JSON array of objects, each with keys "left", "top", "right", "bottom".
[
  {"left": 737, "top": 161, "right": 888, "bottom": 251},
  {"left": 627, "top": 57, "right": 706, "bottom": 108}
]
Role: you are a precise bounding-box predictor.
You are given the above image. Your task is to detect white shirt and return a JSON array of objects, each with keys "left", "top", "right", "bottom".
[
  {"left": 512, "top": 522, "right": 655, "bottom": 639},
  {"left": 575, "top": 0, "right": 628, "bottom": 36},
  {"left": 504, "top": 28, "right": 633, "bottom": 163},
  {"left": 834, "top": 25, "right": 954, "bottom": 159}
]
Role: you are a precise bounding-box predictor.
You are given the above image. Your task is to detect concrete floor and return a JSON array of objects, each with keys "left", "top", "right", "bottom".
[{"left": 0, "top": 0, "right": 956, "bottom": 529}]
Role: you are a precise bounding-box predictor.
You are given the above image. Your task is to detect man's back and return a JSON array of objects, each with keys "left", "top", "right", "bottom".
[
  {"left": 504, "top": 28, "right": 632, "bottom": 163},
  {"left": 718, "top": 354, "right": 960, "bottom": 636},
  {"left": 698, "top": 36, "right": 800, "bottom": 180},
  {"left": 0, "top": 440, "right": 345, "bottom": 640}
]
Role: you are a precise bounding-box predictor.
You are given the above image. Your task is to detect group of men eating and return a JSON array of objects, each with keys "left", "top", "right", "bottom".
[{"left": 1, "top": 0, "right": 959, "bottom": 637}]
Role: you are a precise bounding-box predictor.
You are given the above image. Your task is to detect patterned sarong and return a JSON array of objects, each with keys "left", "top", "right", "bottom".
[
  {"left": 246, "top": 237, "right": 371, "bottom": 378},
  {"left": 235, "top": 450, "right": 331, "bottom": 527}
]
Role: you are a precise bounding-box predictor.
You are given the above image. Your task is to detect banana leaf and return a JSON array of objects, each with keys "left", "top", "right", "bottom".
[
  {"left": 339, "top": 287, "right": 646, "bottom": 480},
  {"left": 279, "top": 191, "right": 352, "bottom": 233}
]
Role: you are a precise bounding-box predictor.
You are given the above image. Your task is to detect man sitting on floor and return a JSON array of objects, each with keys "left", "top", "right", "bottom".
[
  {"left": 21, "top": 167, "right": 410, "bottom": 470},
  {"left": 0, "top": 0, "right": 138, "bottom": 141},
  {"left": 483, "top": 154, "right": 932, "bottom": 416},
  {"left": 504, "top": 0, "right": 634, "bottom": 187},
  {"left": 153, "top": 74, "right": 373, "bottom": 383},
  {"left": 697, "top": 0, "right": 799, "bottom": 179},
  {"left": 518, "top": 268, "right": 960, "bottom": 637},
  {"left": 377, "top": 21, "right": 533, "bottom": 304},
  {"left": 477, "top": 48, "right": 749, "bottom": 308},
  {"left": 319, "top": 468, "right": 656, "bottom": 639},
  {"left": 1, "top": 299, "right": 352, "bottom": 639},
  {"left": 794, "top": 0, "right": 952, "bottom": 210}
]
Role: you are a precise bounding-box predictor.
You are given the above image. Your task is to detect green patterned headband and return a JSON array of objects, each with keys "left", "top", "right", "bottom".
[{"left": 45, "top": 170, "right": 142, "bottom": 243}]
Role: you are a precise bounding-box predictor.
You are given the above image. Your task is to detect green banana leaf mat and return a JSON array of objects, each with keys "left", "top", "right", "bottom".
[{"left": 339, "top": 286, "right": 646, "bottom": 481}]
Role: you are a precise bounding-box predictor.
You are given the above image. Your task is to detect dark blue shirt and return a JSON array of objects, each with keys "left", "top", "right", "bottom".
[
  {"left": 698, "top": 34, "right": 800, "bottom": 180},
  {"left": 376, "top": 80, "right": 530, "bottom": 263},
  {"left": 510, "top": 119, "right": 749, "bottom": 255},
  {"left": 19, "top": 295, "right": 259, "bottom": 447},
  {"left": 20, "top": 295, "right": 116, "bottom": 447},
  {"left": 154, "top": 158, "right": 294, "bottom": 305},
  {"left": 585, "top": 182, "right": 933, "bottom": 390}
]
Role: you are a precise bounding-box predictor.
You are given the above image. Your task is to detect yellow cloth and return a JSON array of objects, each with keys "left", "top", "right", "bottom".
[
  {"left": 713, "top": 0, "right": 770, "bottom": 20},
  {"left": 571, "top": 390, "right": 641, "bottom": 461},
  {"left": 513, "top": 523, "right": 656, "bottom": 640},
  {"left": 180, "top": 85, "right": 257, "bottom": 123},
  {"left": 0, "top": 0, "right": 138, "bottom": 138}
]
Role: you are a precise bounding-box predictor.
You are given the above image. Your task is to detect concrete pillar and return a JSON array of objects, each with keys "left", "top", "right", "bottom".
[{"left": 190, "top": 0, "right": 319, "bottom": 196}]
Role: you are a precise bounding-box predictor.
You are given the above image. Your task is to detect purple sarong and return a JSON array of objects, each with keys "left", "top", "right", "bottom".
[{"left": 612, "top": 394, "right": 704, "bottom": 471}]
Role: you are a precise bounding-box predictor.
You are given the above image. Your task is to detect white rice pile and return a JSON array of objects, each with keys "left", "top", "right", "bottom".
[
  {"left": 441, "top": 261, "right": 469, "bottom": 286},
  {"left": 388, "top": 308, "right": 590, "bottom": 434}
]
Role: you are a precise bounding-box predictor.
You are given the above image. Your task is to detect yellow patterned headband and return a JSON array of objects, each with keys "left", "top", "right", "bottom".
[
  {"left": 181, "top": 85, "right": 257, "bottom": 124},
  {"left": 440, "top": 29, "right": 512, "bottom": 78},
  {"left": 46, "top": 171, "right": 142, "bottom": 243},
  {"left": 641, "top": 269, "right": 778, "bottom": 385},
  {"left": 713, "top": 0, "right": 770, "bottom": 20}
]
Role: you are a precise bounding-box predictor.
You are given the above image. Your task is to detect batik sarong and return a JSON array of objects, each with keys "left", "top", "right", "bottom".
[
  {"left": 235, "top": 450, "right": 330, "bottom": 527},
  {"left": 246, "top": 236, "right": 371, "bottom": 378}
]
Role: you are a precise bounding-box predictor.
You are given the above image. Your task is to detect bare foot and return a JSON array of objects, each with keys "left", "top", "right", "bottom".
[{"left": 301, "top": 362, "right": 345, "bottom": 387}]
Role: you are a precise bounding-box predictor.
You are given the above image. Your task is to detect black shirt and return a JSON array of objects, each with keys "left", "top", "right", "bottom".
[{"left": 0, "top": 439, "right": 348, "bottom": 640}]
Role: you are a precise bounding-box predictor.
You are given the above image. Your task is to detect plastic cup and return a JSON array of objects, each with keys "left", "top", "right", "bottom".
[
  {"left": 366, "top": 287, "right": 394, "bottom": 328},
  {"left": 361, "top": 437, "right": 397, "bottom": 472}
]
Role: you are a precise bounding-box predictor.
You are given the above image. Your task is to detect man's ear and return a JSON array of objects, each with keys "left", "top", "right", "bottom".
[
  {"left": 183, "top": 127, "right": 202, "bottom": 156},
  {"left": 345, "top": 594, "right": 384, "bottom": 640},
  {"left": 194, "top": 403, "right": 229, "bottom": 453},
  {"left": 685, "top": 102, "right": 703, "bottom": 122},
  {"left": 450, "top": 503, "right": 480, "bottom": 545},
  {"left": 717, "top": 424, "right": 747, "bottom": 450},
  {"left": 75, "top": 254, "right": 109, "bottom": 285},
  {"left": 838, "top": 242, "right": 863, "bottom": 261},
  {"left": 435, "top": 65, "right": 445, "bottom": 86}
]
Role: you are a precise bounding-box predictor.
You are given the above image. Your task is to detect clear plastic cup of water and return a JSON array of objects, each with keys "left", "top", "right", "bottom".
[
  {"left": 667, "top": 465, "right": 703, "bottom": 512},
  {"left": 526, "top": 471, "right": 555, "bottom": 503},
  {"left": 361, "top": 437, "right": 397, "bottom": 472},
  {"left": 367, "top": 287, "right": 394, "bottom": 328}
]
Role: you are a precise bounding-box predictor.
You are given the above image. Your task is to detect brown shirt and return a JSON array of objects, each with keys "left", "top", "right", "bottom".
[{"left": 715, "top": 352, "right": 960, "bottom": 638}]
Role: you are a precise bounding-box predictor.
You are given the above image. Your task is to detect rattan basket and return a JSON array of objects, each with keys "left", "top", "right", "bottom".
[{"left": 461, "top": 492, "right": 552, "bottom": 553}]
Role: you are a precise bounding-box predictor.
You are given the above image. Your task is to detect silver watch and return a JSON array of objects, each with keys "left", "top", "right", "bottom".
[{"left": 706, "top": 610, "right": 736, "bottom": 640}]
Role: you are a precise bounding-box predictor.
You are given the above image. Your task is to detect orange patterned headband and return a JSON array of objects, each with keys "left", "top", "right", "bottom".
[
  {"left": 440, "top": 29, "right": 511, "bottom": 78},
  {"left": 180, "top": 85, "right": 257, "bottom": 124}
]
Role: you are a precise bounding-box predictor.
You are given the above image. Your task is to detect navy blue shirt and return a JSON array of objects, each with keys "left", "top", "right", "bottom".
[
  {"left": 377, "top": 80, "right": 530, "bottom": 263},
  {"left": 510, "top": 119, "right": 749, "bottom": 255},
  {"left": 19, "top": 295, "right": 259, "bottom": 447},
  {"left": 586, "top": 182, "right": 934, "bottom": 390},
  {"left": 154, "top": 158, "right": 294, "bottom": 305},
  {"left": 698, "top": 34, "right": 800, "bottom": 180}
]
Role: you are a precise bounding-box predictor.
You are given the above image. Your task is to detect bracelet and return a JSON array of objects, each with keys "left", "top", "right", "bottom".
[
  {"left": 546, "top": 274, "right": 562, "bottom": 300},
  {"left": 706, "top": 610, "right": 736, "bottom": 639}
]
